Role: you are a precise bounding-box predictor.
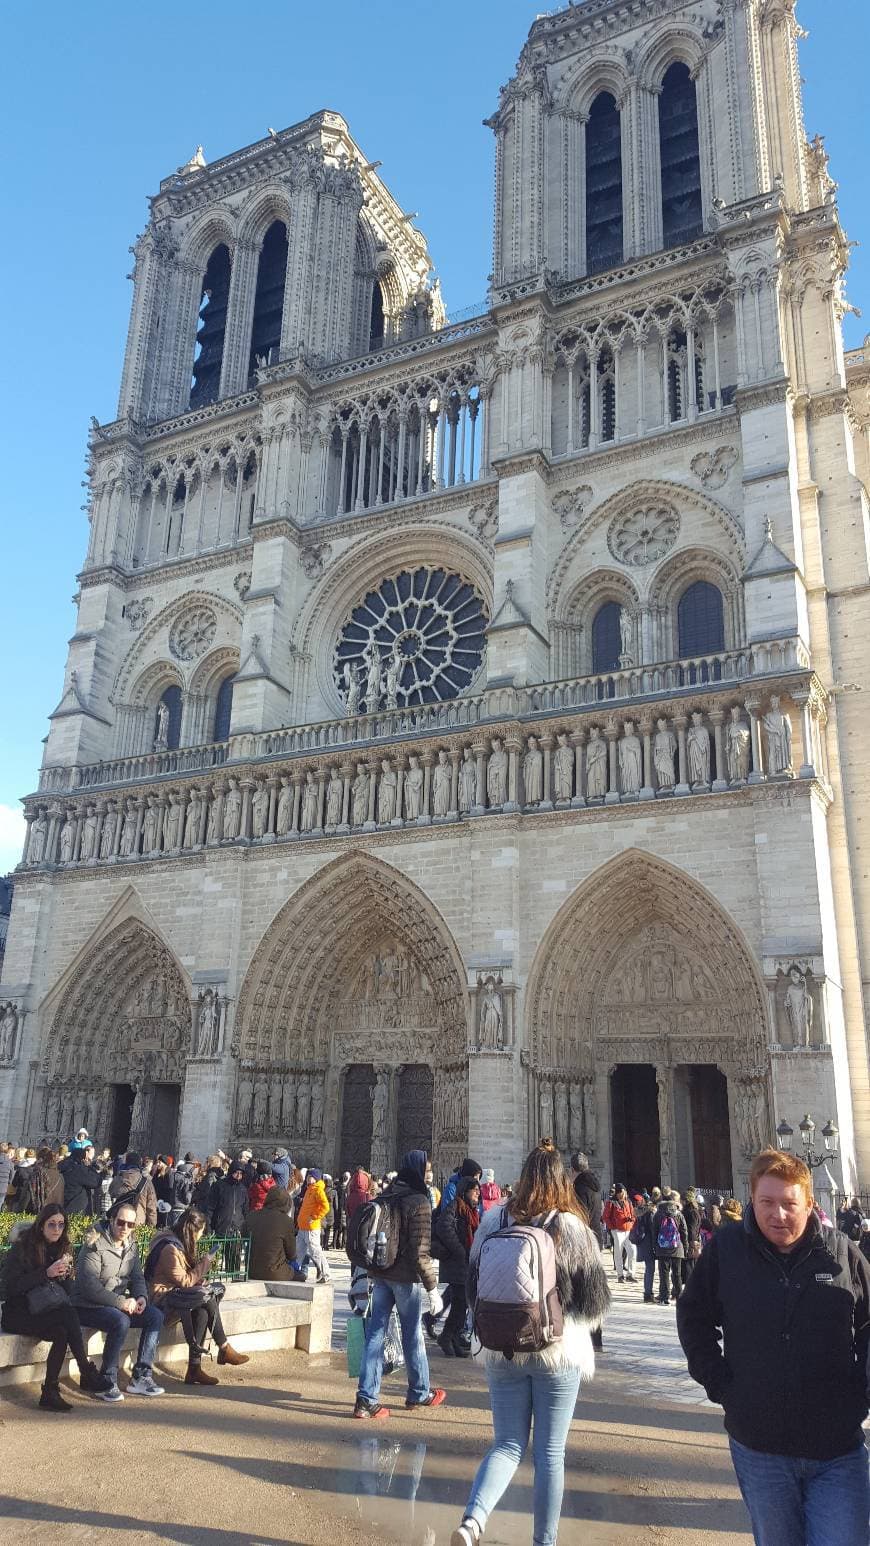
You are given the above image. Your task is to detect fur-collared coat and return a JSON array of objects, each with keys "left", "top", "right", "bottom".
[{"left": 469, "top": 1204, "right": 610, "bottom": 1377}]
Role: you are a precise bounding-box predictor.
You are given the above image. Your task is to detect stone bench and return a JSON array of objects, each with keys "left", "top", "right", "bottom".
[{"left": 0, "top": 1280, "right": 333, "bottom": 1389}]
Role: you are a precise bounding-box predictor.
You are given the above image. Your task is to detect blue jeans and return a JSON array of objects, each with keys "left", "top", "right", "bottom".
[
  {"left": 76, "top": 1304, "right": 164, "bottom": 1381},
  {"left": 464, "top": 1362, "right": 582, "bottom": 1546},
  {"left": 730, "top": 1436, "right": 870, "bottom": 1546},
  {"left": 357, "top": 1279, "right": 431, "bottom": 1406}
]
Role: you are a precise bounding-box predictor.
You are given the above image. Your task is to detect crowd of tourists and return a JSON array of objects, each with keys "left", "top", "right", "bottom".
[{"left": 2, "top": 1131, "right": 870, "bottom": 1546}]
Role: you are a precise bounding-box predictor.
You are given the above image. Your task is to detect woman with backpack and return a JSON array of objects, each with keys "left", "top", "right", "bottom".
[
  {"left": 451, "top": 1139, "right": 610, "bottom": 1546},
  {"left": 433, "top": 1174, "right": 480, "bottom": 1358},
  {"left": 652, "top": 1190, "right": 688, "bottom": 1304}
]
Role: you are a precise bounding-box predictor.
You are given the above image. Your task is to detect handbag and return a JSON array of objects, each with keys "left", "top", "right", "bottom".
[{"left": 26, "top": 1280, "right": 69, "bottom": 1315}]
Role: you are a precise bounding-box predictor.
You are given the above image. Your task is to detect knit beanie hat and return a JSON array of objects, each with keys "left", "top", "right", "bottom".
[
  {"left": 481, "top": 1168, "right": 495, "bottom": 1183},
  {"left": 308, "top": 1169, "right": 323, "bottom": 1182}
]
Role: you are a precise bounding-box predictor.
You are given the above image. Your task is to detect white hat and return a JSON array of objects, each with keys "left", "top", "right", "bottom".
[
  {"left": 482, "top": 1168, "right": 495, "bottom": 1184},
  {"left": 861, "top": 1219, "right": 870, "bottom": 1233}
]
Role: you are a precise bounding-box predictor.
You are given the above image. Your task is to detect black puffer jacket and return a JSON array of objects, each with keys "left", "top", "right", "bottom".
[
  {"left": 677, "top": 1207, "right": 870, "bottom": 1461},
  {"left": 433, "top": 1177, "right": 479, "bottom": 1287},
  {"left": 210, "top": 1176, "right": 249, "bottom": 1235},
  {"left": 59, "top": 1155, "right": 102, "bottom": 1216},
  {"left": 0, "top": 1236, "right": 72, "bottom": 1318},
  {"left": 351, "top": 1176, "right": 438, "bottom": 1291},
  {"left": 573, "top": 1169, "right": 603, "bottom": 1239}
]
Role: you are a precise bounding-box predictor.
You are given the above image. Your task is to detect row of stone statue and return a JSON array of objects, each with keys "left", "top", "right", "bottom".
[
  {"left": 43, "top": 1083, "right": 108, "bottom": 1141},
  {"left": 537, "top": 1075, "right": 596, "bottom": 1155},
  {"left": 234, "top": 1069, "right": 325, "bottom": 1138},
  {"left": 22, "top": 696, "right": 799, "bottom": 865}
]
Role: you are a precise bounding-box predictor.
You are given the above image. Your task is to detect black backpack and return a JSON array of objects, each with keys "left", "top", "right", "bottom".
[{"left": 347, "top": 1196, "right": 402, "bottom": 1274}]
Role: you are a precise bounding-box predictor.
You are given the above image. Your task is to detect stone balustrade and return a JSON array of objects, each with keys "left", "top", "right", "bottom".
[{"left": 19, "top": 670, "right": 826, "bottom": 872}]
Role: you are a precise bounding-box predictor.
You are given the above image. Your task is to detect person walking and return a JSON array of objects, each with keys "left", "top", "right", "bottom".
[
  {"left": 72, "top": 1196, "right": 166, "bottom": 1401},
  {"left": 344, "top": 1167, "right": 371, "bottom": 1239},
  {"left": 433, "top": 1173, "right": 480, "bottom": 1358},
  {"left": 602, "top": 1184, "right": 637, "bottom": 1282},
  {"left": 569, "top": 1152, "right": 603, "bottom": 1244},
  {"left": 244, "top": 1187, "right": 301, "bottom": 1281},
  {"left": 108, "top": 1152, "right": 158, "bottom": 1227},
  {"left": 678, "top": 1147, "right": 870, "bottom": 1546},
  {"left": 352, "top": 1149, "right": 446, "bottom": 1420},
  {"left": 333, "top": 1171, "right": 350, "bottom": 1249},
  {"left": 652, "top": 1190, "right": 687, "bottom": 1304},
  {"left": 451, "top": 1139, "right": 610, "bottom": 1546},
  {"left": 630, "top": 1198, "right": 658, "bottom": 1303},
  {"left": 295, "top": 1169, "right": 332, "bottom": 1282},
  {"left": 146, "top": 1207, "right": 249, "bottom": 1384},
  {"left": 0, "top": 1204, "right": 110, "bottom": 1409}
]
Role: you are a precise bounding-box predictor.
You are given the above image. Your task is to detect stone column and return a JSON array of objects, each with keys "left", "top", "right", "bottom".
[
  {"left": 604, "top": 724, "right": 620, "bottom": 806},
  {"left": 339, "top": 763, "right": 352, "bottom": 831},
  {"left": 291, "top": 773, "right": 303, "bottom": 836},
  {"left": 266, "top": 776, "right": 279, "bottom": 838},
  {"left": 655, "top": 1064, "right": 673, "bottom": 1191},
  {"left": 744, "top": 696, "right": 766, "bottom": 783},
  {"left": 471, "top": 739, "right": 487, "bottom": 815},
  {"left": 197, "top": 788, "right": 210, "bottom": 847},
  {"left": 315, "top": 768, "right": 327, "bottom": 832},
  {"left": 93, "top": 802, "right": 107, "bottom": 861},
  {"left": 640, "top": 715, "right": 655, "bottom": 802},
  {"left": 364, "top": 760, "right": 378, "bottom": 830},
  {"left": 709, "top": 709, "right": 729, "bottom": 792},
  {"left": 792, "top": 689, "right": 817, "bottom": 779},
  {"left": 505, "top": 734, "right": 522, "bottom": 813},
  {"left": 540, "top": 734, "right": 554, "bottom": 812},
  {"left": 133, "top": 797, "right": 146, "bottom": 857},
  {"left": 673, "top": 714, "right": 690, "bottom": 797},
  {"left": 448, "top": 749, "right": 461, "bottom": 820},
  {"left": 393, "top": 755, "right": 406, "bottom": 828},
  {"left": 420, "top": 752, "right": 434, "bottom": 826},
  {"left": 155, "top": 793, "right": 168, "bottom": 851},
  {"left": 570, "top": 729, "right": 586, "bottom": 807}
]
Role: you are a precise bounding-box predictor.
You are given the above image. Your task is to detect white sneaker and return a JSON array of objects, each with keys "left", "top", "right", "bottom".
[
  {"left": 97, "top": 1383, "right": 124, "bottom": 1402},
  {"left": 127, "top": 1373, "right": 165, "bottom": 1396},
  {"left": 451, "top": 1522, "right": 481, "bottom": 1546}
]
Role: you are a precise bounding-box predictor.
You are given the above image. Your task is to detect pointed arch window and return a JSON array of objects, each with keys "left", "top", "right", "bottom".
[
  {"left": 213, "top": 674, "right": 235, "bottom": 742},
  {"left": 190, "top": 244, "right": 231, "bottom": 408},
  {"left": 369, "top": 282, "right": 386, "bottom": 351},
  {"left": 659, "top": 62, "right": 703, "bottom": 248},
  {"left": 586, "top": 93, "right": 623, "bottom": 274},
  {"left": 677, "top": 580, "right": 724, "bottom": 657},
  {"left": 592, "top": 600, "right": 622, "bottom": 673},
  {"left": 248, "top": 221, "right": 288, "bottom": 377}
]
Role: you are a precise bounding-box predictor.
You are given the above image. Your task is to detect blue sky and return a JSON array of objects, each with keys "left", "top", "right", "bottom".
[{"left": 1, "top": 0, "right": 867, "bottom": 870}]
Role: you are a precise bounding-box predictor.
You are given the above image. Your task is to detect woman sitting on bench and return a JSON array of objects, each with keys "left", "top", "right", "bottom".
[{"left": 145, "top": 1207, "right": 250, "bottom": 1385}]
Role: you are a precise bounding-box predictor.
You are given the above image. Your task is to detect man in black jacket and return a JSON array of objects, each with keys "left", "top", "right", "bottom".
[
  {"left": 59, "top": 1144, "right": 103, "bottom": 1216},
  {"left": 570, "top": 1152, "right": 603, "bottom": 1240},
  {"left": 677, "top": 1148, "right": 870, "bottom": 1545},
  {"left": 352, "top": 1149, "right": 446, "bottom": 1421}
]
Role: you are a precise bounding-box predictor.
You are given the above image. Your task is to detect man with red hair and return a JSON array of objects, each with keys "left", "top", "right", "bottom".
[{"left": 678, "top": 1147, "right": 870, "bottom": 1544}]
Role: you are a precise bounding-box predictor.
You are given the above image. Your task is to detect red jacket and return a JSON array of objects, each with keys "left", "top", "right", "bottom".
[
  {"left": 603, "top": 1198, "right": 635, "bottom": 1232},
  {"left": 248, "top": 1175, "right": 276, "bottom": 1211},
  {"left": 480, "top": 1181, "right": 503, "bottom": 1214}
]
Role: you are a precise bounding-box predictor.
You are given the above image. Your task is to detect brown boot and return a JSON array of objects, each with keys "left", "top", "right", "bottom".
[
  {"left": 185, "top": 1361, "right": 219, "bottom": 1386},
  {"left": 217, "top": 1343, "right": 250, "bottom": 1367}
]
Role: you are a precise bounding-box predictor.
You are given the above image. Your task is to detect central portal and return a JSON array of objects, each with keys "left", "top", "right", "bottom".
[
  {"left": 610, "top": 1064, "right": 661, "bottom": 1192},
  {"left": 338, "top": 1061, "right": 435, "bottom": 1175}
]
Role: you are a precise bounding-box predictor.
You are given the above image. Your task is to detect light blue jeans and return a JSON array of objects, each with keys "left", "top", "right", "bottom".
[
  {"left": 730, "top": 1436, "right": 870, "bottom": 1546},
  {"left": 464, "top": 1361, "right": 582, "bottom": 1546},
  {"left": 357, "top": 1279, "right": 431, "bottom": 1406}
]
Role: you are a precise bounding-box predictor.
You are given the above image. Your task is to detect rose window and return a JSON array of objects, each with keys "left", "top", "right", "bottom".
[
  {"left": 333, "top": 567, "right": 488, "bottom": 709},
  {"left": 169, "top": 607, "right": 217, "bottom": 661},
  {"left": 608, "top": 506, "right": 680, "bottom": 566}
]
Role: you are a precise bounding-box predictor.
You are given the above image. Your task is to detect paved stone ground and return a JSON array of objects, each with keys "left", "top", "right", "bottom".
[{"left": 0, "top": 1250, "right": 752, "bottom": 1545}]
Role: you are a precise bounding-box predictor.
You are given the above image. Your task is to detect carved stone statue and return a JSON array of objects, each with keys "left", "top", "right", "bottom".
[
  {"left": 206, "top": 787, "right": 223, "bottom": 845},
  {"left": 784, "top": 966, "right": 813, "bottom": 1047},
  {"left": 342, "top": 659, "right": 361, "bottom": 716},
  {"left": 252, "top": 1075, "right": 269, "bottom": 1134},
  {"left": 281, "top": 1078, "right": 295, "bottom": 1132},
  {"left": 375, "top": 760, "right": 396, "bottom": 824},
  {"left": 583, "top": 1079, "right": 597, "bottom": 1153},
  {"left": 183, "top": 791, "right": 200, "bottom": 848},
  {"left": 59, "top": 812, "right": 76, "bottom": 863},
  {"left": 372, "top": 1071, "right": 389, "bottom": 1142},
  {"left": 296, "top": 1074, "right": 311, "bottom": 1135},
  {"left": 653, "top": 719, "right": 677, "bottom": 789},
  {"left": 268, "top": 1079, "right": 282, "bottom": 1136},
  {"left": 656, "top": 1070, "right": 671, "bottom": 1168},
  {"left": 569, "top": 1081, "right": 583, "bottom": 1151},
  {"left": 276, "top": 777, "right": 293, "bottom": 835},
  {"left": 223, "top": 778, "right": 242, "bottom": 840},
  {"left": 351, "top": 764, "right": 369, "bottom": 825},
  {"left": 0, "top": 1005, "right": 18, "bottom": 1062},
  {"left": 80, "top": 807, "right": 98, "bottom": 862},
  {"left": 164, "top": 794, "right": 182, "bottom": 851},
  {"left": 363, "top": 640, "right": 382, "bottom": 712},
  {"left": 236, "top": 1075, "right": 253, "bottom": 1132},
  {"left": 619, "top": 721, "right": 642, "bottom": 795},
  {"left": 323, "top": 767, "right": 342, "bottom": 828},
  {"left": 28, "top": 810, "right": 48, "bottom": 864},
  {"left": 523, "top": 736, "right": 544, "bottom": 804},
  {"left": 383, "top": 647, "right": 401, "bottom": 711},
  {"left": 301, "top": 771, "right": 318, "bottom": 832},
  {"left": 433, "top": 750, "right": 451, "bottom": 817},
  {"left": 619, "top": 607, "right": 634, "bottom": 665},
  {"left": 539, "top": 1078, "right": 554, "bottom": 1139},
  {"left": 310, "top": 1075, "right": 324, "bottom": 1134},
  {"left": 196, "top": 991, "right": 220, "bottom": 1057},
  {"left": 404, "top": 755, "right": 424, "bottom": 819},
  {"left": 479, "top": 979, "right": 503, "bottom": 1049},
  {"left": 726, "top": 706, "right": 751, "bottom": 784},
  {"left": 99, "top": 807, "right": 116, "bottom": 860},
  {"left": 586, "top": 727, "right": 607, "bottom": 799},
  {"left": 459, "top": 746, "right": 476, "bottom": 812},
  {"left": 119, "top": 800, "right": 137, "bottom": 857},
  {"left": 763, "top": 695, "right": 793, "bottom": 775},
  {"left": 553, "top": 733, "right": 573, "bottom": 802},
  {"left": 687, "top": 711, "right": 711, "bottom": 788},
  {"left": 550, "top": 1081, "right": 566, "bottom": 1149},
  {"left": 154, "top": 699, "right": 169, "bottom": 752},
  {"left": 142, "top": 797, "right": 158, "bottom": 853},
  {"left": 487, "top": 738, "right": 507, "bottom": 807},
  {"left": 130, "top": 1076, "right": 146, "bottom": 1136},
  {"left": 252, "top": 781, "right": 269, "bottom": 838}
]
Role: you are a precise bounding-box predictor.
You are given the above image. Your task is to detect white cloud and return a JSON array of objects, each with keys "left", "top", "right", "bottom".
[{"left": 0, "top": 805, "right": 26, "bottom": 873}]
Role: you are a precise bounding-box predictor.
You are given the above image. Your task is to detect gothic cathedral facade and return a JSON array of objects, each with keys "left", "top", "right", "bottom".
[{"left": 3, "top": 0, "right": 869, "bottom": 1195}]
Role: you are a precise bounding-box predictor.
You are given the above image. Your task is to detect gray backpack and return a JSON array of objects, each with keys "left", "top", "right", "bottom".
[{"left": 471, "top": 1207, "right": 563, "bottom": 1358}]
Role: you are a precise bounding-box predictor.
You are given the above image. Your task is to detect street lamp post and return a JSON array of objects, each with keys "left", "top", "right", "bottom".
[{"left": 776, "top": 1112, "right": 839, "bottom": 1170}]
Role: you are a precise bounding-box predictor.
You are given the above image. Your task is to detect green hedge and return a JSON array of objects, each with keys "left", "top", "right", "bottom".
[{"left": 0, "top": 1212, "right": 249, "bottom": 1281}]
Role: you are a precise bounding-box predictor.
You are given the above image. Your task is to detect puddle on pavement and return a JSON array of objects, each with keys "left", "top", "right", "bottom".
[{"left": 352, "top": 1436, "right": 538, "bottom": 1545}]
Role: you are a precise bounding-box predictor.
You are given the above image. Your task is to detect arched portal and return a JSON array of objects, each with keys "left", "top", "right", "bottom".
[
  {"left": 525, "top": 851, "right": 771, "bottom": 1191},
  {"left": 41, "top": 920, "right": 192, "bottom": 1154},
  {"left": 235, "top": 853, "right": 469, "bottom": 1175}
]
